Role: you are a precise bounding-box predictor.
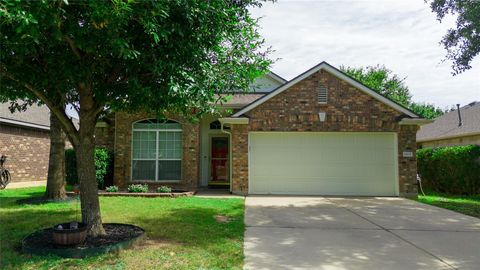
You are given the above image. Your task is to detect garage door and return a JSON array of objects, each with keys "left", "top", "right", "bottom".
[{"left": 249, "top": 132, "right": 398, "bottom": 196}]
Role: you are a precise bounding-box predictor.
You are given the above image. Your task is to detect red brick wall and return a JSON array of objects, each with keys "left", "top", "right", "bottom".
[
  {"left": 113, "top": 112, "right": 200, "bottom": 190},
  {"left": 231, "top": 124, "right": 249, "bottom": 192},
  {"left": 0, "top": 124, "right": 50, "bottom": 183},
  {"left": 231, "top": 69, "right": 419, "bottom": 197}
]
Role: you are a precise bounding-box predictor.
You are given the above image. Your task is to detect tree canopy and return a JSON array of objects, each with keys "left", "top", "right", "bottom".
[
  {"left": 340, "top": 65, "right": 445, "bottom": 119},
  {"left": 1, "top": 0, "right": 271, "bottom": 135},
  {"left": 426, "top": 0, "right": 480, "bottom": 74},
  {"left": 340, "top": 65, "right": 411, "bottom": 106},
  {"left": 0, "top": 0, "right": 271, "bottom": 235}
]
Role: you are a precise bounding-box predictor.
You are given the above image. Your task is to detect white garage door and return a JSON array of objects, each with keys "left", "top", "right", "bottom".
[{"left": 249, "top": 132, "right": 398, "bottom": 196}]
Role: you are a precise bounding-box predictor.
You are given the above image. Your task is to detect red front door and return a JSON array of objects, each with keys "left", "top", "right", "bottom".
[{"left": 210, "top": 137, "right": 229, "bottom": 184}]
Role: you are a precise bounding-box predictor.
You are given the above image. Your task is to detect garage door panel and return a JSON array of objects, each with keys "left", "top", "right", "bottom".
[
  {"left": 249, "top": 132, "right": 397, "bottom": 196},
  {"left": 251, "top": 176, "right": 395, "bottom": 196}
]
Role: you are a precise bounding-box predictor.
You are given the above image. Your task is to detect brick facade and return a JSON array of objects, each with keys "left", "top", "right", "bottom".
[
  {"left": 230, "top": 69, "right": 419, "bottom": 197},
  {"left": 0, "top": 124, "right": 50, "bottom": 183},
  {"left": 112, "top": 112, "right": 200, "bottom": 190},
  {"left": 94, "top": 116, "right": 116, "bottom": 152}
]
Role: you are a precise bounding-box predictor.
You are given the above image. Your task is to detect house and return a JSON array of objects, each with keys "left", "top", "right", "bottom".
[
  {"left": 0, "top": 103, "right": 51, "bottom": 185},
  {"left": 96, "top": 62, "right": 428, "bottom": 197},
  {"left": 417, "top": 101, "right": 480, "bottom": 148}
]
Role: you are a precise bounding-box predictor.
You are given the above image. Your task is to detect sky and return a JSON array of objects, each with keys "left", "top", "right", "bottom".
[{"left": 250, "top": 0, "right": 480, "bottom": 109}]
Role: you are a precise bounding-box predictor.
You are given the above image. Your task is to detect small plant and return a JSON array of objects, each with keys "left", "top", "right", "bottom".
[
  {"left": 105, "top": 185, "right": 119, "bottom": 192},
  {"left": 127, "top": 184, "right": 149, "bottom": 193},
  {"left": 157, "top": 186, "right": 172, "bottom": 193}
]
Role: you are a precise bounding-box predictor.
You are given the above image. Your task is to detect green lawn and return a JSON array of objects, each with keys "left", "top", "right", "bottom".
[
  {"left": 0, "top": 187, "right": 245, "bottom": 270},
  {"left": 417, "top": 192, "right": 480, "bottom": 218}
]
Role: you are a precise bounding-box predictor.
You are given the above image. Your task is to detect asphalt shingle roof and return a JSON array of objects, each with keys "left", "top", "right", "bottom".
[
  {"left": 214, "top": 94, "right": 265, "bottom": 107},
  {"left": 417, "top": 101, "right": 480, "bottom": 142},
  {"left": 0, "top": 102, "right": 50, "bottom": 128}
]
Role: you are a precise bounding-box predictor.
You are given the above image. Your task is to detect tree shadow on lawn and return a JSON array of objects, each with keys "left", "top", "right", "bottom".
[
  {"left": 120, "top": 205, "right": 245, "bottom": 268},
  {"left": 0, "top": 197, "right": 245, "bottom": 270},
  {"left": 0, "top": 207, "right": 79, "bottom": 269},
  {"left": 126, "top": 205, "right": 244, "bottom": 245},
  {"left": 0, "top": 189, "right": 49, "bottom": 209}
]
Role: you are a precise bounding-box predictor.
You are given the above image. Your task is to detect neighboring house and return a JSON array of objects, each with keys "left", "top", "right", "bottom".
[
  {"left": 0, "top": 103, "right": 51, "bottom": 183},
  {"left": 417, "top": 101, "right": 480, "bottom": 148},
  {"left": 0, "top": 103, "right": 77, "bottom": 185},
  {"left": 96, "top": 62, "right": 428, "bottom": 197}
]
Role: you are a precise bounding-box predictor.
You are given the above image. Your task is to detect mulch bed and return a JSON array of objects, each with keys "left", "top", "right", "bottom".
[{"left": 23, "top": 223, "right": 145, "bottom": 258}]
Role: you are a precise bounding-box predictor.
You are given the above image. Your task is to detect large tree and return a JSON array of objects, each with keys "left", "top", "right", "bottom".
[
  {"left": 341, "top": 65, "right": 445, "bottom": 119},
  {"left": 45, "top": 112, "right": 67, "bottom": 200},
  {"left": 426, "top": 0, "right": 480, "bottom": 74},
  {"left": 0, "top": 0, "right": 271, "bottom": 236}
]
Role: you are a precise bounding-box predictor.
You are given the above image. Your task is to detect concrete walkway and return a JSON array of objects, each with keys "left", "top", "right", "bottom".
[
  {"left": 244, "top": 196, "right": 480, "bottom": 270},
  {"left": 5, "top": 180, "right": 46, "bottom": 189}
]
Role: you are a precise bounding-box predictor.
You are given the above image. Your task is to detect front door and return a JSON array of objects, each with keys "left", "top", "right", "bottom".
[{"left": 210, "top": 137, "right": 229, "bottom": 186}]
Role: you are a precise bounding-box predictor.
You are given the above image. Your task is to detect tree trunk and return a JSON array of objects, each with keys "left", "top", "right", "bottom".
[
  {"left": 45, "top": 113, "right": 67, "bottom": 200},
  {"left": 76, "top": 123, "right": 105, "bottom": 236}
]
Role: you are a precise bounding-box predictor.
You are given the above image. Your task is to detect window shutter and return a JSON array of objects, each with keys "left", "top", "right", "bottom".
[{"left": 318, "top": 83, "right": 328, "bottom": 104}]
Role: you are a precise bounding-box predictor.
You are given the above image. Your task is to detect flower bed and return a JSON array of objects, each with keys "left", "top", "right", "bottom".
[{"left": 66, "top": 190, "right": 195, "bottom": 198}]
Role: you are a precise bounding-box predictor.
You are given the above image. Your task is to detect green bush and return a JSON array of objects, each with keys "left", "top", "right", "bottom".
[
  {"left": 94, "top": 148, "right": 110, "bottom": 189},
  {"left": 65, "top": 148, "right": 113, "bottom": 189},
  {"left": 127, "top": 184, "right": 149, "bottom": 193},
  {"left": 417, "top": 145, "right": 480, "bottom": 195},
  {"left": 105, "top": 185, "right": 119, "bottom": 192},
  {"left": 157, "top": 186, "right": 172, "bottom": 193},
  {"left": 65, "top": 149, "right": 77, "bottom": 185}
]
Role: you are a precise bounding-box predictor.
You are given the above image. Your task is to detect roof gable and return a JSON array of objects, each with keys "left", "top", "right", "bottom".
[{"left": 232, "top": 61, "right": 419, "bottom": 118}]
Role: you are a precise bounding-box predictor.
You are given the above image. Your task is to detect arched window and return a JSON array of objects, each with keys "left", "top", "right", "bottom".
[
  {"left": 209, "top": 120, "right": 230, "bottom": 130},
  {"left": 132, "top": 119, "right": 182, "bottom": 181}
]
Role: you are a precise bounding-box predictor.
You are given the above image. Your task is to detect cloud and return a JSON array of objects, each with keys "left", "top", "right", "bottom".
[{"left": 251, "top": 0, "right": 480, "bottom": 108}]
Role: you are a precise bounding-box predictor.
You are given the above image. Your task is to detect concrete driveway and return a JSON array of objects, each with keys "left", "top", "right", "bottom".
[{"left": 244, "top": 196, "right": 480, "bottom": 270}]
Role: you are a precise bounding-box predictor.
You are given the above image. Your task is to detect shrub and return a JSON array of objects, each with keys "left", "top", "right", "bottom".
[
  {"left": 157, "top": 186, "right": 172, "bottom": 193},
  {"left": 105, "top": 185, "right": 119, "bottom": 192},
  {"left": 127, "top": 184, "right": 149, "bottom": 193},
  {"left": 94, "top": 148, "right": 110, "bottom": 189},
  {"left": 417, "top": 145, "right": 480, "bottom": 195},
  {"left": 65, "top": 149, "right": 77, "bottom": 185},
  {"left": 65, "top": 148, "right": 113, "bottom": 189}
]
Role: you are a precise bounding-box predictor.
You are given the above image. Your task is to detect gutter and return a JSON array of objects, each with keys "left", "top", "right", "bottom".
[
  {"left": 0, "top": 118, "right": 50, "bottom": 130},
  {"left": 219, "top": 117, "right": 249, "bottom": 193},
  {"left": 219, "top": 117, "right": 249, "bottom": 125},
  {"left": 417, "top": 131, "right": 480, "bottom": 143},
  {"left": 398, "top": 118, "right": 433, "bottom": 126}
]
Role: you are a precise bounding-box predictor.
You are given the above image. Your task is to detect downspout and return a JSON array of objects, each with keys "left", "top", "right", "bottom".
[
  {"left": 219, "top": 117, "right": 249, "bottom": 194},
  {"left": 220, "top": 122, "right": 233, "bottom": 193}
]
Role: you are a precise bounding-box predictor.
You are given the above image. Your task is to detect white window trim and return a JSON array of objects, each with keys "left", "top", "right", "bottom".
[{"left": 131, "top": 120, "right": 183, "bottom": 182}]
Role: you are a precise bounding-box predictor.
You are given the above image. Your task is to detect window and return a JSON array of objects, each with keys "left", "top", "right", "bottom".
[
  {"left": 318, "top": 83, "right": 327, "bottom": 104},
  {"left": 209, "top": 120, "right": 230, "bottom": 130},
  {"left": 132, "top": 119, "right": 182, "bottom": 181}
]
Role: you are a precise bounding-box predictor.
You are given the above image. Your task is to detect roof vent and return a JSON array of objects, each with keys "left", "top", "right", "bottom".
[
  {"left": 456, "top": 104, "right": 462, "bottom": 127},
  {"left": 318, "top": 83, "right": 327, "bottom": 104}
]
